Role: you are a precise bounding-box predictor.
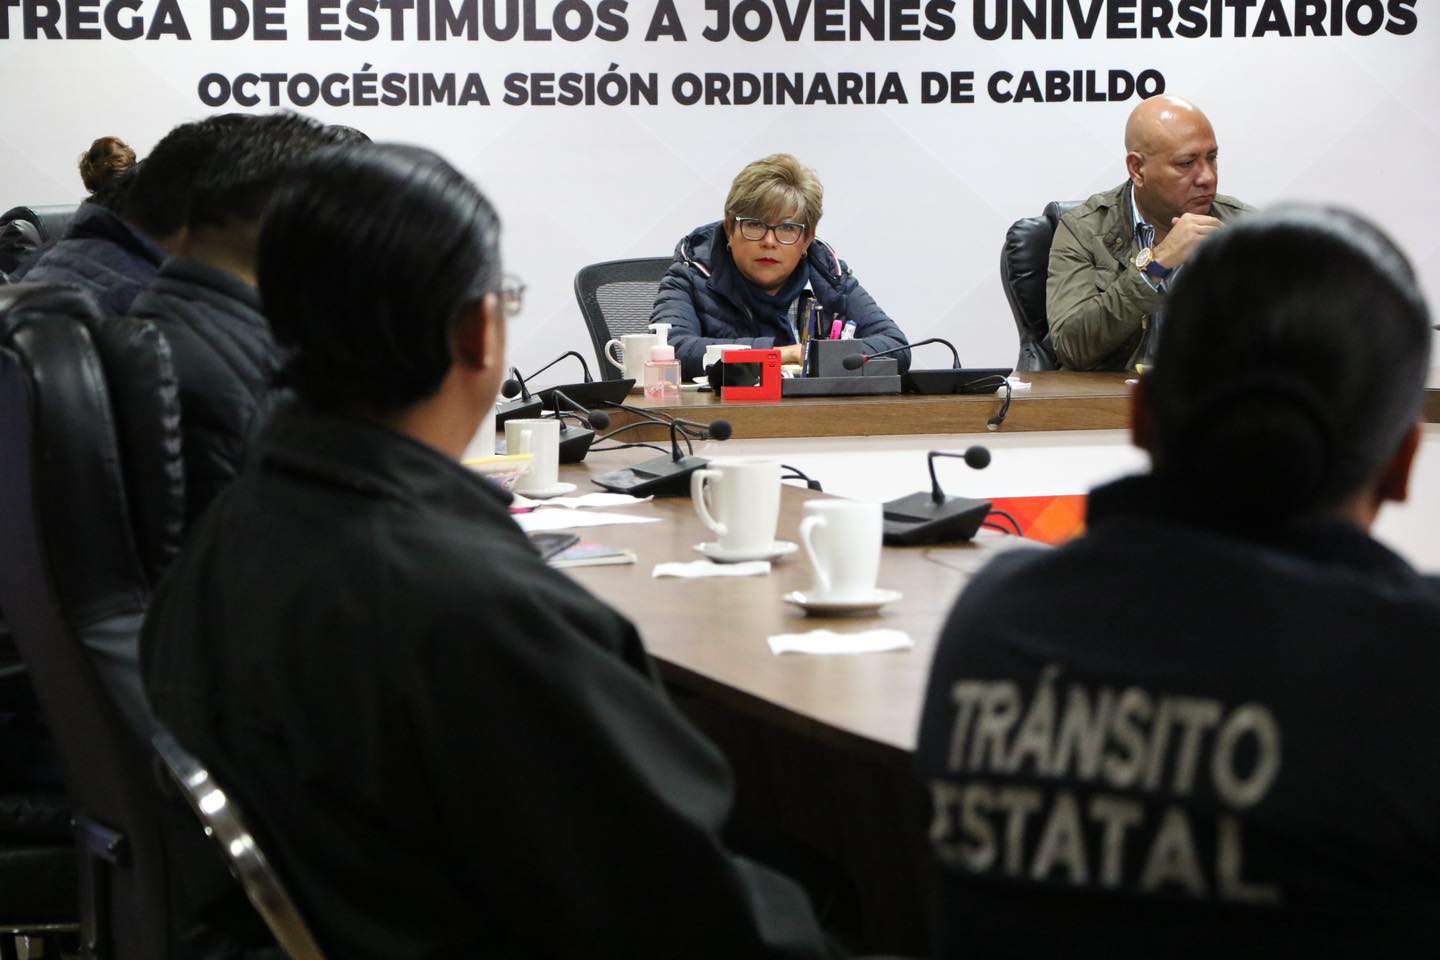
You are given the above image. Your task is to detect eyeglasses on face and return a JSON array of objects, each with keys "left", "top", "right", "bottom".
[
  {"left": 500, "top": 273, "right": 526, "bottom": 318},
  {"left": 733, "top": 217, "right": 806, "bottom": 245}
]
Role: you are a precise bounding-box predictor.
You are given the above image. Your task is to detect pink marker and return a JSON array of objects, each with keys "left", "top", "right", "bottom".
[{"left": 828, "top": 318, "right": 844, "bottom": 340}]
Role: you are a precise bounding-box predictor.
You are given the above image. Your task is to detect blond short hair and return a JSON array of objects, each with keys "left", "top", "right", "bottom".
[{"left": 723, "top": 154, "right": 823, "bottom": 237}]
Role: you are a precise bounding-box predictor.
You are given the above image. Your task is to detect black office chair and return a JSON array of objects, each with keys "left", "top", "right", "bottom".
[
  {"left": 153, "top": 730, "right": 327, "bottom": 960},
  {"left": 1000, "top": 200, "right": 1079, "bottom": 372},
  {"left": 0, "top": 205, "right": 79, "bottom": 278},
  {"left": 0, "top": 282, "right": 199, "bottom": 959},
  {"left": 573, "top": 257, "right": 672, "bottom": 375}
]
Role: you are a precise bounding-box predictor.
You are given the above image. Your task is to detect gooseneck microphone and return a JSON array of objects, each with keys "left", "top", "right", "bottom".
[
  {"left": 842, "top": 337, "right": 961, "bottom": 371},
  {"left": 495, "top": 366, "right": 543, "bottom": 427},
  {"left": 549, "top": 388, "right": 611, "bottom": 464},
  {"left": 550, "top": 389, "right": 610, "bottom": 432},
  {"left": 882, "top": 445, "right": 994, "bottom": 545},
  {"left": 591, "top": 412, "right": 734, "bottom": 497},
  {"left": 502, "top": 350, "right": 595, "bottom": 400},
  {"left": 927, "top": 447, "right": 991, "bottom": 502}
]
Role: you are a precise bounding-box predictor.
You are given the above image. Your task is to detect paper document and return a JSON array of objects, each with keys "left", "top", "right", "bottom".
[{"left": 514, "top": 510, "right": 661, "bottom": 533}]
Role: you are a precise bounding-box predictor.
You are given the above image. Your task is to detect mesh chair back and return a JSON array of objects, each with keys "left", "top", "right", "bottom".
[
  {"left": 1000, "top": 200, "right": 1079, "bottom": 372},
  {"left": 573, "top": 257, "right": 672, "bottom": 374},
  {"left": 153, "top": 730, "right": 327, "bottom": 960}
]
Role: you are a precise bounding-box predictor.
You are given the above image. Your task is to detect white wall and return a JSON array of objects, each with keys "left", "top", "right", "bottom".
[{"left": 2, "top": 2, "right": 1436, "bottom": 378}]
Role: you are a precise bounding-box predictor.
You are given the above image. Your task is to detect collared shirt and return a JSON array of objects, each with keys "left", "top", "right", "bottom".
[{"left": 1129, "top": 181, "right": 1171, "bottom": 293}]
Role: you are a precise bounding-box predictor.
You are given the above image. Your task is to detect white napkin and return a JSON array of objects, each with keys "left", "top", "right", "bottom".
[
  {"left": 514, "top": 510, "right": 660, "bottom": 533},
  {"left": 767, "top": 629, "right": 913, "bottom": 656},
  {"left": 1006, "top": 377, "right": 1033, "bottom": 391},
  {"left": 652, "top": 560, "right": 771, "bottom": 579},
  {"left": 511, "top": 492, "right": 651, "bottom": 510}
]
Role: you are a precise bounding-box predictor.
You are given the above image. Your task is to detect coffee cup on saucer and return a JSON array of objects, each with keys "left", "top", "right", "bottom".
[
  {"left": 691, "top": 457, "right": 794, "bottom": 563},
  {"left": 797, "top": 499, "right": 888, "bottom": 602},
  {"left": 505, "top": 418, "right": 574, "bottom": 499}
]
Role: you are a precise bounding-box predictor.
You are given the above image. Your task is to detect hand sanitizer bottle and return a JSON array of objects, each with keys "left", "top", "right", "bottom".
[{"left": 643, "top": 344, "right": 681, "bottom": 400}]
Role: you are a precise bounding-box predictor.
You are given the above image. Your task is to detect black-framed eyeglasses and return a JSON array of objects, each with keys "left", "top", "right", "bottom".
[
  {"left": 734, "top": 217, "right": 806, "bottom": 245},
  {"left": 500, "top": 273, "right": 526, "bottom": 318}
]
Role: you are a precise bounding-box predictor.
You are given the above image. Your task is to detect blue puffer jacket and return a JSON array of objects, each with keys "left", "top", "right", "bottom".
[
  {"left": 21, "top": 203, "right": 165, "bottom": 317},
  {"left": 652, "top": 221, "right": 911, "bottom": 379}
]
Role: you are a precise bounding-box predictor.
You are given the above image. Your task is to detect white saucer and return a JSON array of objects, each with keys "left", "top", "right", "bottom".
[
  {"left": 515, "top": 481, "right": 577, "bottom": 500},
  {"left": 784, "top": 588, "right": 903, "bottom": 616},
  {"left": 694, "top": 540, "right": 798, "bottom": 564}
]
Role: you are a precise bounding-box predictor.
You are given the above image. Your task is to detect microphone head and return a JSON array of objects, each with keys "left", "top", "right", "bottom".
[
  {"left": 588, "top": 409, "right": 611, "bottom": 431},
  {"left": 964, "top": 446, "right": 991, "bottom": 469},
  {"left": 707, "top": 419, "right": 733, "bottom": 441},
  {"left": 500, "top": 379, "right": 521, "bottom": 399},
  {"left": 842, "top": 354, "right": 866, "bottom": 371}
]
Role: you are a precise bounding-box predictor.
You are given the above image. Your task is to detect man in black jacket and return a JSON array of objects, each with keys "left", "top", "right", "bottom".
[
  {"left": 127, "top": 112, "right": 334, "bottom": 529},
  {"left": 142, "top": 142, "right": 840, "bottom": 959},
  {"left": 918, "top": 206, "right": 1439, "bottom": 957}
]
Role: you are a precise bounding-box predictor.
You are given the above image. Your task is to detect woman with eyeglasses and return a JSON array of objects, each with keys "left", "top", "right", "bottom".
[{"left": 652, "top": 153, "right": 911, "bottom": 380}]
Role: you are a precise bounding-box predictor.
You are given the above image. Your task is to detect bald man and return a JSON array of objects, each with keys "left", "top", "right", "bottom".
[{"left": 1046, "top": 95, "right": 1251, "bottom": 371}]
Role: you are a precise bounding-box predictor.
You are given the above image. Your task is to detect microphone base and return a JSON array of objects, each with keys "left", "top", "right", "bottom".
[
  {"left": 591, "top": 454, "right": 710, "bottom": 498},
  {"left": 557, "top": 426, "right": 596, "bottom": 464},
  {"left": 901, "top": 368, "right": 1013, "bottom": 395},
  {"left": 535, "top": 379, "right": 633, "bottom": 409},
  {"left": 882, "top": 491, "right": 992, "bottom": 545},
  {"left": 494, "top": 396, "right": 544, "bottom": 427}
]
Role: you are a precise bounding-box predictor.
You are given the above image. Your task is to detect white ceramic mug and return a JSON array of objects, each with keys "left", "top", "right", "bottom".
[
  {"left": 691, "top": 458, "right": 781, "bottom": 555},
  {"left": 604, "top": 333, "right": 661, "bottom": 382},
  {"left": 702, "top": 343, "right": 744, "bottom": 370},
  {"left": 462, "top": 404, "right": 497, "bottom": 460},
  {"left": 505, "top": 418, "right": 560, "bottom": 493},
  {"left": 798, "top": 499, "right": 883, "bottom": 600}
]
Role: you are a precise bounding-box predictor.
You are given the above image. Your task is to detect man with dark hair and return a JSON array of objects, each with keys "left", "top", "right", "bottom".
[
  {"left": 141, "top": 142, "right": 840, "bottom": 959},
  {"left": 21, "top": 114, "right": 249, "bottom": 315},
  {"left": 128, "top": 111, "right": 333, "bottom": 528},
  {"left": 919, "top": 205, "right": 1439, "bottom": 957}
]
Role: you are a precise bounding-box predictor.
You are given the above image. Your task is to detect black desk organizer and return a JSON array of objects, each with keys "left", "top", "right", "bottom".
[{"left": 778, "top": 340, "right": 901, "bottom": 397}]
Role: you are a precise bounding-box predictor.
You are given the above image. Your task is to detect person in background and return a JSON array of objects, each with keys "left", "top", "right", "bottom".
[
  {"left": 918, "top": 205, "right": 1439, "bottom": 957},
  {"left": 652, "top": 153, "right": 910, "bottom": 380},
  {"left": 1047, "top": 95, "right": 1250, "bottom": 371},
  {"left": 128, "top": 112, "right": 336, "bottom": 531},
  {"left": 142, "top": 141, "right": 843, "bottom": 960},
  {"left": 22, "top": 115, "right": 247, "bottom": 315},
  {"left": 78, "top": 135, "right": 137, "bottom": 198}
]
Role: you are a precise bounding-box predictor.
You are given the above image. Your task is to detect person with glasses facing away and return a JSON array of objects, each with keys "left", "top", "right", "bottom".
[
  {"left": 652, "top": 153, "right": 910, "bottom": 379},
  {"left": 917, "top": 205, "right": 1440, "bottom": 957},
  {"left": 141, "top": 141, "right": 844, "bottom": 959}
]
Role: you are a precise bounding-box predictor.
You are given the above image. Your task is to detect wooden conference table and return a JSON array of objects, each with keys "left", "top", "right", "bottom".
[
  {"left": 605, "top": 368, "right": 1440, "bottom": 439},
  {"left": 551, "top": 369, "right": 1440, "bottom": 951},
  {"left": 558, "top": 451, "right": 1014, "bottom": 953}
]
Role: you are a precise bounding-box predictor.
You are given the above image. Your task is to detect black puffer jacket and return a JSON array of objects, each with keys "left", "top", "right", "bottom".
[
  {"left": 651, "top": 221, "right": 911, "bottom": 379},
  {"left": 127, "top": 257, "right": 281, "bottom": 529},
  {"left": 21, "top": 203, "right": 164, "bottom": 316}
]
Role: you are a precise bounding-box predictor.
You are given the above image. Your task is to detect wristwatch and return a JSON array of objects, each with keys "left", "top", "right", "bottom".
[{"left": 1133, "top": 247, "right": 1172, "bottom": 281}]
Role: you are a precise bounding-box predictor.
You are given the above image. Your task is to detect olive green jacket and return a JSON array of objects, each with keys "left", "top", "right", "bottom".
[{"left": 1046, "top": 182, "right": 1251, "bottom": 371}]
